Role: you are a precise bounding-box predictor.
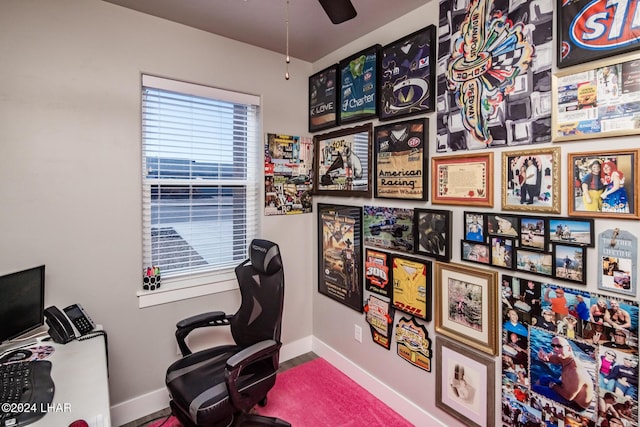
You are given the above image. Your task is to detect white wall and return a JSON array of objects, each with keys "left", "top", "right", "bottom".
[
  {"left": 311, "top": 3, "right": 640, "bottom": 427},
  {"left": 0, "top": 0, "right": 313, "bottom": 416}
]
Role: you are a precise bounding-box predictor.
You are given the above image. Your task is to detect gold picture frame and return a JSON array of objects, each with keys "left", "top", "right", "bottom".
[
  {"left": 501, "top": 147, "right": 561, "bottom": 214},
  {"left": 431, "top": 152, "right": 493, "bottom": 207},
  {"left": 434, "top": 262, "right": 499, "bottom": 356}
]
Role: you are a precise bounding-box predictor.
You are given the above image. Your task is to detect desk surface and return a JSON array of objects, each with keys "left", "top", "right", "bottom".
[{"left": 3, "top": 333, "right": 111, "bottom": 427}]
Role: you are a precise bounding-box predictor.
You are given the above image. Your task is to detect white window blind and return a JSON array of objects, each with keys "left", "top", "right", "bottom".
[{"left": 141, "top": 75, "right": 260, "bottom": 283}]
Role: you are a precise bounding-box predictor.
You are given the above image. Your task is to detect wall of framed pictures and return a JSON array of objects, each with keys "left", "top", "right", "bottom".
[{"left": 307, "top": 2, "right": 640, "bottom": 427}]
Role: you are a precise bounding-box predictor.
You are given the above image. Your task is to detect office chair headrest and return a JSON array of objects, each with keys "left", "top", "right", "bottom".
[{"left": 249, "top": 239, "right": 282, "bottom": 275}]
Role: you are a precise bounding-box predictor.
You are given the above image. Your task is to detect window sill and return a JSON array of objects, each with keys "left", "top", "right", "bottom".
[{"left": 137, "top": 272, "right": 238, "bottom": 308}]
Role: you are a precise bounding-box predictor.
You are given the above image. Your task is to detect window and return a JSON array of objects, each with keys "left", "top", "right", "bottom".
[{"left": 140, "top": 75, "right": 260, "bottom": 304}]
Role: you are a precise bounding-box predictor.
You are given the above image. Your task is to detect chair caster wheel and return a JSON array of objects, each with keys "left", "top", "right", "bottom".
[{"left": 258, "top": 396, "right": 268, "bottom": 407}]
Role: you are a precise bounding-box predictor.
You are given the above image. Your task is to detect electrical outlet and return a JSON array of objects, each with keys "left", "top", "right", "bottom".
[{"left": 354, "top": 324, "right": 362, "bottom": 343}]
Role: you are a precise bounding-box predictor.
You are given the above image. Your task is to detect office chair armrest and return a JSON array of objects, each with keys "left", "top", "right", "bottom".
[
  {"left": 175, "top": 311, "right": 233, "bottom": 356},
  {"left": 225, "top": 339, "right": 281, "bottom": 410}
]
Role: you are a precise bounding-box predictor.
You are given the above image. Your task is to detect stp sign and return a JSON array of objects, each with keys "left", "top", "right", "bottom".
[{"left": 570, "top": 0, "right": 640, "bottom": 50}]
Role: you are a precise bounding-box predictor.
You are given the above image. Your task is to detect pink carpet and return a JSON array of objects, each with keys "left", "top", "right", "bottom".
[{"left": 148, "top": 358, "right": 413, "bottom": 427}]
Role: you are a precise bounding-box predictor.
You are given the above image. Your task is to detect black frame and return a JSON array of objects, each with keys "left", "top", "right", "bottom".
[
  {"left": 364, "top": 248, "right": 392, "bottom": 298},
  {"left": 414, "top": 208, "right": 452, "bottom": 262},
  {"left": 552, "top": 244, "right": 587, "bottom": 285},
  {"left": 463, "top": 211, "right": 487, "bottom": 243},
  {"left": 557, "top": 0, "right": 640, "bottom": 68},
  {"left": 317, "top": 203, "right": 363, "bottom": 312},
  {"left": 308, "top": 64, "right": 339, "bottom": 132},
  {"left": 338, "top": 44, "right": 380, "bottom": 124},
  {"left": 518, "top": 215, "right": 548, "bottom": 251},
  {"left": 486, "top": 214, "right": 519, "bottom": 238},
  {"left": 379, "top": 25, "right": 436, "bottom": 121},
  {"left": 391, "top": 254, "right": 432, "bottom": 321},
  {"left": 461, "top": 240, "right": 490, "bottom": 266},
  {"left": 489, "top": 236, "right": 515, "bottom": 270},
  {"left": 373, "top": 118, "right": 429, "bottom": 200},
  {"left": 515, "top": 248, "right": 553, "bottom": 278},
  {"left": 547, "top": 217, "right": 594, "bottom": 247}
]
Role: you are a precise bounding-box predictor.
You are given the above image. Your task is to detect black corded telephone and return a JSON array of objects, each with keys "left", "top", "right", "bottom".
[{"left": 44, "top": 304, "right": 96, "bottom": 344}]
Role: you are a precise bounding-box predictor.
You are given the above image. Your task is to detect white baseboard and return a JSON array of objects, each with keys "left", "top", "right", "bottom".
[
  {"left": 110, "top": 336, "right": 313, "bottom": 426},
  {"left": 311, "top": 337, "right": 446, "bottom": 427}
]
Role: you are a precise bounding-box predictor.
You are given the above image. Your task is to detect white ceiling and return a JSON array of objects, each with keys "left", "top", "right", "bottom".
[{"left": 102, "top": 0, "right": 431, "bottom": 62}]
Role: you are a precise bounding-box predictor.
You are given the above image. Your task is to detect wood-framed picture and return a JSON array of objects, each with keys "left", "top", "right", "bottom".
[
  {"left": 486, "top": 214, "right": 519, "bottom": 238},
  {"left": 363, "top": 206, "right": 414, "bottom": 254},
  {"left": 317, "top": 203, "right": 363, "bottom": 312},
  {"left": 502, "top": 147, "right": 560, "bottom": 213},
  {"left": 553, "top": 244, "right": 586, "bottom": 285},
  {"left": 431, "top": 152, "right": 493, "bottom": 207},
  {"left": 378, "top": 25, "right": 436, "bottom": 121},
  {"left": 373, "top": 117, "right": 428, "bottom": 200},
  {"left": 364, "top": 248, "right": 392, "bottom": 299},
  {"left": 313, "top": 123, "right": 372, "bottom": 197},
  {"left": 548, "top": 217, "right": 594, "bottom": 247},
  {"left": 567, "top": 149, "right": 639, "bottom": 219},
  {"left": 434, "top": 261, "right": 499, "bottom": 356},
  {"left": 414, "top": 208, "right": 451, "bottom": 262},
  {"left": 553, "top": 52, "right": 640, "bottom": 142},
  {"left": 460, "top": 241, "right": 489, "bottom": 266},
  {"left": 338, "top": 44, "right": 380, "bottom": 124},
  {"left": 489, "top": 236, "right": 514, "bottom": 270},
  {"left": 557, "top": 0, "right": 640, "bottom": 69},
  {"left": 308, "top": 64, "right": 339, "bottom": 133},
  {"left": 463, "top": 211, "right": 486, "bottom": 243},
  {"left": 391, "top": 254, "right": 432, "bottom": 321},
  {"left": 436, "top": 336, "right": 495, "bottom": 427},
  {"left": 515, "top": 248, "right": 553, "bottom": 278},
  {"left": 518, "top": 216, "right": 547, "bottom": 251}
]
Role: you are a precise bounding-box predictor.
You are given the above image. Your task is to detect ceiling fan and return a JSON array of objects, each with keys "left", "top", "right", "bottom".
[{"left": 318, "top": 0, "right": 357, "bottom": 24}]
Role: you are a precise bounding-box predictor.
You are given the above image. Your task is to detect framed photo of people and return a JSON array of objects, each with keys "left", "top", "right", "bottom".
[
  {"left": 518, "top": 216, "right": 547, "bottom": 251},
  {"left": 436, "top": 336, "right": 495, "bottom": 427},
  {"left": 313, "top": 124, "right": 372, "bottom": 197},
  {"left": 338, "top": 44, "right": 380, "bottom": 124},
  {"left": 317, "top": 204, "right": 363, "bottom": 312},
  {"left": 434, "top": 262, "right": 499, "bottom": 356},
  {"left": 567, "top": 149, "right": 639, "bottom": 219},
  {"left": 548, "top": 217, "right": 594, "bottom": 247},
  {"left": 463, "top": 212, "right": 486, "bottom": 243},
  {"left": 489, "top": 237, "right": 514, "bottom": 270},
  {"left": 373, "top": 118, "right": 428, "bottom": 200},
  {"left": 431, "top": 152, "right": 493, "bottom": 207},
  {"left": 553, "top": 244, "right": 586, "bottom": 285},
  {"left": 557, "top": 0, "right": 640, "bottom": 69},
  {"left": 515, "top": 249, "right": 553, "bottom": 278},
  {"left": 413, "top": 208, "right": 451, "bottom": 262},
  {"left": 461, "top": 241, "right": 490, "bottom": 266},
  {"left": 553, "top": 53, "right": 640, "bottom": 142},
  {"left": 502, "top": 147, "right": 561, "bottom": 214},
  {"left": 308, "top": 64, "right": 339, "bottom": 133},
  {"left": 378, "top": 25, "right": 436, "bottom": 121},
  {"left": 391, "top": 254, "right": 431, "bottom": 321}
]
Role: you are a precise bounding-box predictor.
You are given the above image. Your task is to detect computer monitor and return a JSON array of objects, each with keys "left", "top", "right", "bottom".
[{"left": 0, "top": 265, "right": 45, "bottom": 345}]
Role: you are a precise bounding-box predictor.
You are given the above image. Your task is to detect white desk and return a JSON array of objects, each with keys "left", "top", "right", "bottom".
[{"left": 28, "top": 333, "right": 111, "bottom": 426}]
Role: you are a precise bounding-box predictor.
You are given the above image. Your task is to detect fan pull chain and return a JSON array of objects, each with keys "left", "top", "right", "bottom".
[{"left": 285, "top": 0, "right": 290, "bottom": 80}]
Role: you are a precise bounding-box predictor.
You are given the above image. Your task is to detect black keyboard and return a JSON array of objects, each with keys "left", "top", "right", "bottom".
[{"left": 0, "top": 361, "right": 55, "bottom": 427}]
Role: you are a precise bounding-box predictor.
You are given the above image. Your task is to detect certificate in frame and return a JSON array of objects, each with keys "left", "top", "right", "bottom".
[
  {"left": 378, "top": 25, "right": 436, "bottom": 121},
  {"left": 308, "top": 64, "right": 339, "bottom": 133},
  {"left": 339, "top": 45, "right": 380, "bottom": 124},
  {"left": 431, "top": 153, "right": 493, "bottom": 207}
]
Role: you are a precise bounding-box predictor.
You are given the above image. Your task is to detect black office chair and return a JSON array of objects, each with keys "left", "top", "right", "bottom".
[{"left": 165, "top": 239, "right": 290, "bottom": 427}]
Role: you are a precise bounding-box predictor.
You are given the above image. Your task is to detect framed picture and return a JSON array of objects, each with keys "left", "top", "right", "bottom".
[
  {"left": 378, "top": 25, "right": 436, "bottom": 121},
  {"left": 515, "top": 249, "right": 553, "bottom": 278},
  {"left": 502, "top": 147, "right": 561, "bottom": 213},
  {"left": 548, "top": 217, "right": 594, "bottom": 247},
  {"left": 463, "top": 212, "right": 486, "bottom": 243},
  {"left": 363, "top": 206, "right": 414, "bottom": 253},
  {"left": 460, "top": 241, "right": 489, "bottom": 266},
  {"left": 391, "top": 254, "right": 432, "bottom": 321},
  {"left": 518, "top": 216, "right": 547, "bottom": 251},
  {"left": 486, "top": 214, "right": 519, "bottom": 238},
  {"left": 436, "top": 336, "right": 495, "bottom": 427},
  {"left": 364, "top": 248, "right": 392, "bottom": 298},
  {"left": 313, "top": 123, "right": 372, "bottom": 197},
  {"left": 317, "top": 204, "right": 363, "bottom": 312},
  {"left": 308, "top": 64, "right": 339, "bottom": 133},
  {"left": 489, "top": 236, "right": 514, "bottom": 270},
  {"left": 567, "top": 149, "right": 639, "bottom": 219},
  {"left": 374, "top": 118, "right": 428, "bottom": 200},
  {"left": 364, "top": 294, "right": 395, "bottom": 350},
  {"left": 414, "top": 208, "right": 452, "bottom": 262},
  {"left": 553, "top": 53, "right": 640, "bottom": 142},
  {"left": 557, "top": 0, "right": 640, "bottom": 69},
  {"left": 434, "top": 261, "right": 499, "bottom": 356},
  {"left": 553, "top": 244, "right": 586, "bottom": 285},
  {"left": 598, "top": 229, "right": 637, "bottom": 296},
  {"left": 338, "top": 44, "right": 380, "bottom": 124},
  {"left": 431, "top": 152, "right": 493, "bottom": 207}
]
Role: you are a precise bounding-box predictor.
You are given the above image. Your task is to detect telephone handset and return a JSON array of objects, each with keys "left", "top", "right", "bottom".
[{"left": 44, "top": 304, "right": 96, "bottom": 344}]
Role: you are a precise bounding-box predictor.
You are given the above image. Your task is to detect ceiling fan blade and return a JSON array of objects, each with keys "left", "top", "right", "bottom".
[{"left": 318, "top": 0, "right": 357, "bottom": 24}]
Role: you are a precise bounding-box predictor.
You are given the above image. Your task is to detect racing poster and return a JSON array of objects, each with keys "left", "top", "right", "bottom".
[
  {"left": 365, "top": 248, "right": 392, "bottom": 298},
  {"left": 558, "top": 0, "right": 640, "bottom": 69},
  {"left": 363, "top": 206, "right": 414, "bottom": 254},
  {"left": 317, "top": 204, "right": 363, "bottom": 312},
  {"left": 395, "top": 316, "right": 432, "bottom": 372},
  {"left": 436, "top": 0, "right": 553, "bottom": 151},
  {"left": 339, "top": 45, "right": 379, "bottom": 124},
  {"left": 264, "top": 133, "right": 313, "bottom": 216},
  {"left": 364, "top": 294, "right": 395, "bottom": 350}
]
